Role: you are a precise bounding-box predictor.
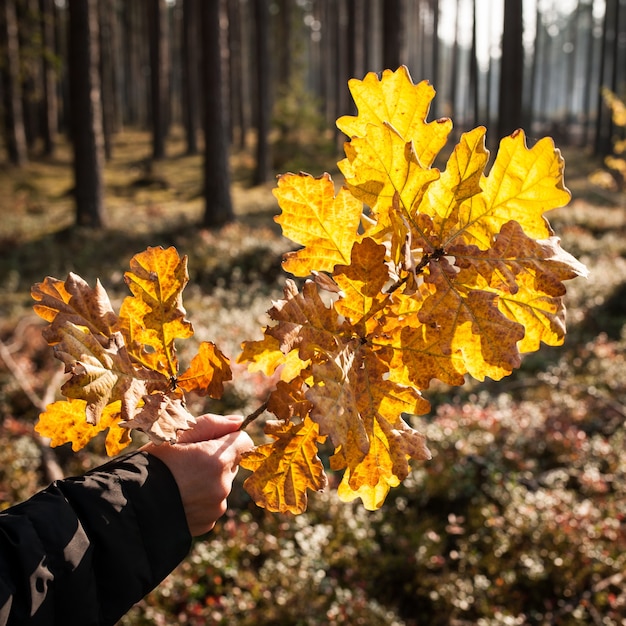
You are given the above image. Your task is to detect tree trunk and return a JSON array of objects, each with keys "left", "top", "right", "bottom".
[
  {"left": 253, "top": 0, "right": 272, "bottom": 185},
  {"left": 68, "top": 0, "right": 105, "bottom": 228},
  {"left": 1, "top": 0, "right": 28, "bottom": 165},
  {"left": 182, "top": 0, "right": 199, "bottom": 154},
  {"left": 39, "top": 0, "right": 58, "bottom": 156},
  {"left": 227, "top": 0, "right": 247, "bottom": 150},
  {"left": 383, "top": 0, "right": 404, "bottom": 70},
  {"left": 148, "top": 0, "right": 170, "bottom": 159},
  {"left": 201, "top": 0, "right": 233, "bottom": 227},
  {"left": 99, "top": 0, "right": 118, "bottom": 160},
  {"left": 497, "top": 0, "right": 524, "bottom": 140}
]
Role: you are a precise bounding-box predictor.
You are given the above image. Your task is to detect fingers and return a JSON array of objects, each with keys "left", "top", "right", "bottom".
[{"left": 176, "top": 413, "right": 244, "bottom": 444}]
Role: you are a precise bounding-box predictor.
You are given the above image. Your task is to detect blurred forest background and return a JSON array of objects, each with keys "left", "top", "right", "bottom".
[{"left": 1, "top": 0, "right": 626, "bottom": 624}]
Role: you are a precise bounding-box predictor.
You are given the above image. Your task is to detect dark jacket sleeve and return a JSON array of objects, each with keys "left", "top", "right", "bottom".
[{"left": 0, "top": 450, "right": 192, "bottom": 626}]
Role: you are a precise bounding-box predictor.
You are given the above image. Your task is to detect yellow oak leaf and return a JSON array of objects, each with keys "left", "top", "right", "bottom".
[
  {"left": 419, "top": 259, "right": 526, "bottom": 381},
  {"left": 333, "top": 237, "right": 389, "bottom": 330},
  {"left": 453, "top": 130, "right": 570, "bottom": 249},
  {"left": 119, "top": 246, "right": 193, "bottom": 377},
  {"left": 273, "top": 173, "right": 362, "bottom": 277},
  {"left": 306, "top": 344, "right": 430, "bottom": 464},
  {"left": 338, "top": 122, "right": 440, "bottom": 217},
  {"left": 238, "top": 335, "right": 309, "bottom": 382},
  {"left": 177, "top": 341, "right": 232, "bottom": 398},
  {"left": 35, "top": 398, "right": 131, "bottom": 455},
  {"left": 420, "top": 126, "right": 489, "bottom": 241},
  {"left": 451, "top": 220, "right": 589, "bottom": 352},
  {"left": 334, "top": 415, "right": 430, "bottom": 511},
  {"left": 240, "top": 417, "right": 327, "bottom": 514},
  {"left": 31, "top": 273, "right": 118, "bottom": 344},
  {"left": 337, "top": 66, "right": 452, "bottom": 167}
]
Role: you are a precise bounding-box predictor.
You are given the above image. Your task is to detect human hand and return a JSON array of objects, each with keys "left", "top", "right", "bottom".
[{"left": 143, "top": 413, "right": 254, "bottom": 536}]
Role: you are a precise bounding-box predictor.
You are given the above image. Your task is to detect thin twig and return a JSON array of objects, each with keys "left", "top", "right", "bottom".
[{"left": 239, "top": 400, "right": 269, "bottom": 430}]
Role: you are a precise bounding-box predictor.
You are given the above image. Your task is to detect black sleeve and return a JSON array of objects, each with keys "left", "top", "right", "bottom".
[{"left": 0, "top": 451, "right": 192, "bottom": 626}]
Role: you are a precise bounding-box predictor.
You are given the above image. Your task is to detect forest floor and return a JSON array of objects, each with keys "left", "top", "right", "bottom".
[{"left": 1, "top": 129, "right": 626, "bottom": 624}]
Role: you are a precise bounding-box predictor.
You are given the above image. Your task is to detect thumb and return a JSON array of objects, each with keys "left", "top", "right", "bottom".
[{"left": 176, "top": 413, "right": 244, "bottom": 444}]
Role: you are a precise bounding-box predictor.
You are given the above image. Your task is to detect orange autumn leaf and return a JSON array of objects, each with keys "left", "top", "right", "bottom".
[
  {"left": 36, "top": 399, "right": 131, "bottom": 456},
  {"left": 33, "top": 247, "right": 227, "bottom": 452},
  {"left": 177, "top": 341, "right": 232, "bottom": 398},
  {"left": 240, "top": 417, "right": 327, "bottom": 515}
]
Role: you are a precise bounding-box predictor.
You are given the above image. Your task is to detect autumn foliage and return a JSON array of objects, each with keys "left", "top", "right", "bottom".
[{"left": 33, "top": 67, "right": 587, "bottom": 514}]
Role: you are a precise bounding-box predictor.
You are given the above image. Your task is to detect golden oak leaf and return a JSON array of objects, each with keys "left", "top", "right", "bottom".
[
  {"left": 334, "top": 415, "right": 430, "bottom": 511},
  {"left": 453, "top": 130, "right": 570, "bottom": 249},
  {"left": 420, "top": 126, "right": 489, "bottom": 240},
  {"left": 273, "top": 173, "right": 362, "bottom": 277},
  {"left": 333, "top": 237, "right": 389, "bottom": 329},
  {"left": 450, "top": 220, "right": 588, "bottom": 351},
  {"left": 338, "top": 122, "right": 440, "bottom": 216},
  {"left": 119, "top": 246, "right": 193, "bottom": 377},
  {"left": 238, "top": 335, "right": 309, "bottom": 382},
  {"left": 306, "top": 343, "right": 430, "bottom": 464},
  {"left": 267, "top": 279, "right": 345, "bottom": 360},
  {"left": 32, "top": 273, "right": 118, "bottom": 344},
  {"left": 177, "top": 341, "right": 232, "bottom": 398},
  {"left": 336, "top": 66, "right": 452, "bottom": 167},
  {"left": 419, "top": 259, "right": 526, "bottom": 381},
  {"left": 240, "top": 417, "right": 327, "bottom": 514},
  {"left": 121, "top": 390, "right": 194, "bottom": 444},
  {"left": 35, "top": 399, "right": 131, "bottom": 455},
  {"left": 54, "top": 325, "right": 160, "bottom": 424}
]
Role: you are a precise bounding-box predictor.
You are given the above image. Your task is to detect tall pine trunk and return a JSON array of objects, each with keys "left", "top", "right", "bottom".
[
  {"left": 68, "top": 0, "right": 105, "bottom": 227},
  {"left": 497, "top": 0, "right": 524, "bottom": 140},
  {"left": 1, "top": 0, "right": 28, "bottom": 165},
  {"left": 201, "top": 0, "right": 233, "bottom": 227}
]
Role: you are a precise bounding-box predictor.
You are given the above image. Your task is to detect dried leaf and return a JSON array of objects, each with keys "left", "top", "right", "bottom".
[{"left": 240, "top": 417, "right": 327, "bottom": 514}]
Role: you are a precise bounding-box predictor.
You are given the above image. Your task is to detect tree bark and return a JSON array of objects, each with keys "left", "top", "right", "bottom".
[
  {"left": 68, "top": 0, "right": 105, "bottom": 228},
  {"left": 1, "top": 0, "right": 28, "bottom": 165},
  {"left": 383, "top": 0, "right": 404, "bottom": 70},
  {"left": 148, "top": 0, "right": 170, "bottom": 159},
  {"left": 497, "top": 0, "right": 524, "bottom": 140},
  {"left": 201, "top": 0, "right": 234, "bottom": 227},
  {"left": 253, "top": 0, "right": 272, "bottom": 185},
  {"left": 182, "top": 0, "right": 199, "bottom": 154},
  {"left": 39, "top": 0, "right": 58, "bottom": 156}
]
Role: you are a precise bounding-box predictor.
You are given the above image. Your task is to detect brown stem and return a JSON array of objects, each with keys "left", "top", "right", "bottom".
[{"left": 239, "top": 399, "right": 269, "bottom": 430}]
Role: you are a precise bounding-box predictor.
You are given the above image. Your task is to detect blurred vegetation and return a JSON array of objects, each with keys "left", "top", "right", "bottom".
[{"left": 1, "top": 128, "right": 625, "bottom": 624}]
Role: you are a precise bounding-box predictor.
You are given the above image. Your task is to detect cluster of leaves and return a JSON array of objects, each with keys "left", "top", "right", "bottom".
[
  {"left": 32, "top": 246, "right": 231, "bottom": 453},
  {"left": 237, "top": 66, "right": 586, "bottom": 512},
  {"left": 32, "top": 67, "right": 587, "bottom": 514}
]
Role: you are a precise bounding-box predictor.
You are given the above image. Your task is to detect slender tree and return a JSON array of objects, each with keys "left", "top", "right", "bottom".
[
  {"left": 383, "top": 0, "right": 404, "bottom": 70},
  {"left": 201, "top": 0, "right": 234, "bottom": 226},
  {"left": 497, "top": 0, "right": 524, "bottom": 139},
  {"left": 147, "top": 0, "right": 170, "bottom": 159},
  {"left": 253, "top": 0, "right": 272, "bottom": 185},
  {"left": 182, "top": 0, "right": 199, "bottom": 154},
  {"left": 39, "top": 0, "right": 58, "bottom": 156},
  {"left": 1, "top": 0, "right": 28, "bottom": 165},
  {"left": 68, "top": 0, "right": 105, "bottom": 227}
]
